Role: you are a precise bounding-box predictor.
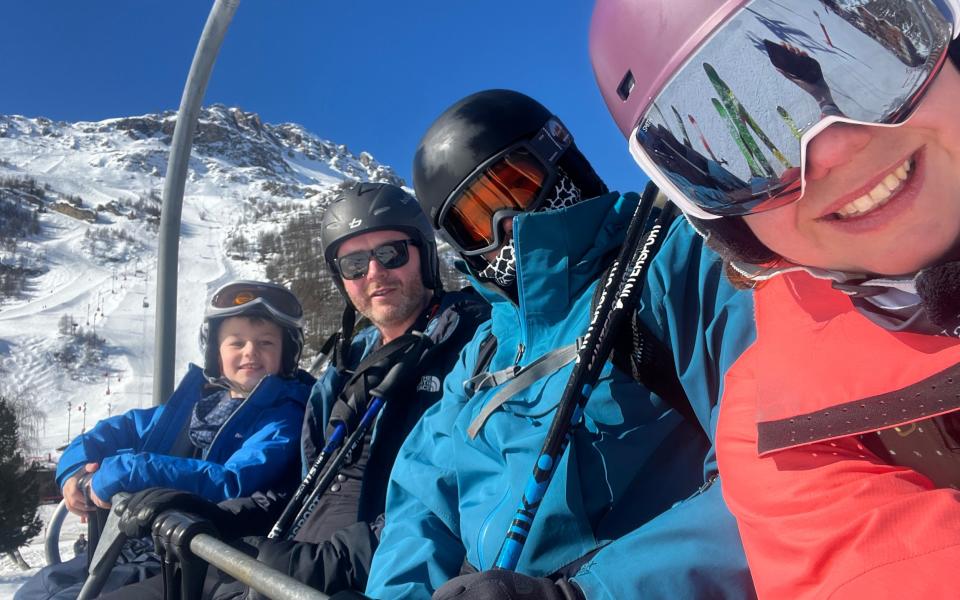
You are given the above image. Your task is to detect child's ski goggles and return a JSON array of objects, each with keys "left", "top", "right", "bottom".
[
  {"left": 438, "top": 118, "right": 572, "bottom": 255},
  {"left": 208, "top": 281, "right": 304, "bottom": 327},
  {"left": 627, "top": 0, "right": 960, "bottom": 219}
]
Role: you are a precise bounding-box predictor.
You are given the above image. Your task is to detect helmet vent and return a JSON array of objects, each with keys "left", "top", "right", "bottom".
[{"left": 616, "top": 70, "right": 635, "bottom": 101}]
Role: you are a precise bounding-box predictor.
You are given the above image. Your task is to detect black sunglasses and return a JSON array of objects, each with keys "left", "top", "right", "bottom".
[{"left": 335, "top": 239, "right": 418, "bottom": 280}]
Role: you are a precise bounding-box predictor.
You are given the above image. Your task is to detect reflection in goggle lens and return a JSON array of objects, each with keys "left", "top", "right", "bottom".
[{"left": 633, "top": 0, "right": 952, "bottom": 216}]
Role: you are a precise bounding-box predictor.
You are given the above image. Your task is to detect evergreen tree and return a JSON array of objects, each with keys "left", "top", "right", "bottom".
[{"left": 0, "top": 396, "right": 43, "bottom": 567}]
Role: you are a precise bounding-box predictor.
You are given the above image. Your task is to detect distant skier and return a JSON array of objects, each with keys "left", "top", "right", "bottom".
[{"left": 16, "top": 280, "right": 314, "bottom": 600}]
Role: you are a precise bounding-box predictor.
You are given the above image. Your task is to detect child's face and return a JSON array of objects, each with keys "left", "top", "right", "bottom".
[
  {"left": 218, "top": 316, "right": 283, "bottom": 394},
  {"left": 742, "top": 60, "right": 960, "bottom": 276}
]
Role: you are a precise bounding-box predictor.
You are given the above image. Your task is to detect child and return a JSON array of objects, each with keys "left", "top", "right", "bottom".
[{"left": 18, "top": 280, "right": 314, "bottom": 600}]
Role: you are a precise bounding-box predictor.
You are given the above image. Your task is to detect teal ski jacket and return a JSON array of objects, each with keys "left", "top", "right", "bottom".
[{"left": 366, "top": 192, "right": 757, "bottom": 599}]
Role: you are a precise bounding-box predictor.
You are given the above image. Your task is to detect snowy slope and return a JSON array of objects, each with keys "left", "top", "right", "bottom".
[{"left": 0, "top": 105, "right": 404, "bottom": 584}]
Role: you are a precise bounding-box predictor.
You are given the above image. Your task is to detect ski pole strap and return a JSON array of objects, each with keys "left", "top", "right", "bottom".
[
  {"left": 467, "top": 339, "right": 582, "bottom": 439},
  {"left": 76, "top": 493, "right": 131, "bottom": 600}
]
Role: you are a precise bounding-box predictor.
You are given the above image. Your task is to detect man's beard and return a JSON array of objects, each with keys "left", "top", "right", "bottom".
[{"left": 355, "top": 277, "right": 430, "bottom": 330}]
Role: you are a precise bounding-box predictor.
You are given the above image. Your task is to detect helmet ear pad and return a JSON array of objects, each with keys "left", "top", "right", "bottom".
[
  {"left": 280, "top": 326, "right": 304, "bottom": 378},
  {"left": 201, "top": 319, "right": 222, "bottom": 380}
]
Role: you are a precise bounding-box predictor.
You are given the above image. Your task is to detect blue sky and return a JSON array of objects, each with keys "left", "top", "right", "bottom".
[{"left": 0, "top": 1, "right": 648, "bottom": 195}]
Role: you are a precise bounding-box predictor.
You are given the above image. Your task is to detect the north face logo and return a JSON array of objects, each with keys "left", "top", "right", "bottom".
[{"left": 416, "top": 375, "right": 441, "bottom": 393}]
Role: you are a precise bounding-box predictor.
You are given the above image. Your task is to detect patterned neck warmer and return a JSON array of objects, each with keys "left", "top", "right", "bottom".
[
  {"left": 476, "top": 169, "right": 583, "bottom": 289},
  {"left": 189, "top": 390, "right": 244, "bottom": 450}
]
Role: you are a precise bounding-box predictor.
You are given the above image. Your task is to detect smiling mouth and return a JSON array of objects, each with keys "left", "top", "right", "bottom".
[
  {"left": 827, "top": 157, "right": 914, "bottom": 220},
  {"left": 370, "top": 288, "right": 395, "bottom": 298}
]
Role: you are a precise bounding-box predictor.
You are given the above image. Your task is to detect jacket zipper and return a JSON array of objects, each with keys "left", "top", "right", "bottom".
[{"left": 513, "top": 217, "right": 529, "bottom": 363}]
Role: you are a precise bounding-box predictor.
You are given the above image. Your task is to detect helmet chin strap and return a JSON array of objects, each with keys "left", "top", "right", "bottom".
[{"left": 725, "top": 245, "right": 960, "bottom": 338}]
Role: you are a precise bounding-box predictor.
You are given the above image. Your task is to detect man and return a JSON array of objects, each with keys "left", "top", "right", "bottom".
[
  {"left": 365, "top": 90, "right": 756, "bottom": 599},
  {"left": 108, "top": 182, "right": 489, "bottom": 599}
]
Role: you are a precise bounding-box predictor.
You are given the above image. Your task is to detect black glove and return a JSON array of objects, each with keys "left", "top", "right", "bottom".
[
  {"left": 119, "top": 487, "right": 236, "bottom": 538},
  {"left": 432, "top": 571, "right": 585, "bottom": 600}
]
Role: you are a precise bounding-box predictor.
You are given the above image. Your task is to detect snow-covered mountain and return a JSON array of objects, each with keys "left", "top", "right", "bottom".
[{"left": 0, "top": 104, "right": 406, "bottom": 461}]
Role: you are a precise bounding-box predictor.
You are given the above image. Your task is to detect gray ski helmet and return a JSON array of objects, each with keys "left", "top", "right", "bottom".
[
  {"left": 413, "top": 89, "right": 607, "bottom": 234},
  {"left": 320, "top": 182, "right": 440, "bottom": 300},
  {"left": 200, "top": 280, "right": 305, "bottom": 381}
]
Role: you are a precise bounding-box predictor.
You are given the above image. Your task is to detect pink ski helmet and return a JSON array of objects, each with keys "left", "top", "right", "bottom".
[
  {"left": 589, "top": 0, "right": 747, "bottom": 139},
  {"left": 589, "top": 0, "right": 781, "bottom": 266}
]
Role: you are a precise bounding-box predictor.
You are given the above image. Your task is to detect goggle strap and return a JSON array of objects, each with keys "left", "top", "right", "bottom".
[{"left": 206, "top": 296, "right": 303, "bottom": 329}]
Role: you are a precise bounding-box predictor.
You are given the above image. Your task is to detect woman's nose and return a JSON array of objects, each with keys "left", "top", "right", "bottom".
[{"left": 803, "top": 121, "right": 873, "bottom": 181}]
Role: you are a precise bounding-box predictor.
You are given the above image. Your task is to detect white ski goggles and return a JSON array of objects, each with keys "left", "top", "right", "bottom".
[{"left": 628, "top": 0, "right": 960, "bottom": 219}]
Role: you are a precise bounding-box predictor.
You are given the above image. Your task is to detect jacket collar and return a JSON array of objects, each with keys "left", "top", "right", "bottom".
[{"left": 469, "top": 191, "right": 638, "bottom": 323}]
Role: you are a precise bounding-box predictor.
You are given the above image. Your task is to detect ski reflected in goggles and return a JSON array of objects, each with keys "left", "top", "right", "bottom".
[
  {"left": 629, "top": 0, "right": 955, "bottom": 218},
  {"left": 439, "top": 118, "right": 572, "bottom": 255},
  {"left": 211, "top": 282, "right": 303, "bottom": 319},
  {"left": 335, "top": 239, "right": 417, "bottom": 280}
]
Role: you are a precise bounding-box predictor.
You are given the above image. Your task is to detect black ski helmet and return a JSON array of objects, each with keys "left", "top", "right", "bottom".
[
  {"left": 200, "top": 280, "right": 305, "bottom": 381},
  {"left": 320, "top": 182, "right": 440, "bottom": 296},
  {"left": 413, "top": 89, "right": 607, "bottom": 234}
]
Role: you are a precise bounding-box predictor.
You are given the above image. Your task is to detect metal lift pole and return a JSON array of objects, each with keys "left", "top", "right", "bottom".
[{"left": 153, "top": 0, "right": 239, "bottom": 405}]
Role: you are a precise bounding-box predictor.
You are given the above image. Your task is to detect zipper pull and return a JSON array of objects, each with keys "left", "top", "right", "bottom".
[{"left": 513, "top": 343, "right": 525, "bottom": 365}]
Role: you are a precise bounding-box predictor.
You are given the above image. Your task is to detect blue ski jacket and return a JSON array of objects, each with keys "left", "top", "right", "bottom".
[
  {"left": 365, "top": 192, "right": 757, "bottom": 599},
  {"left": 55, "top": 364, "right": 313, "bottom": 503}
]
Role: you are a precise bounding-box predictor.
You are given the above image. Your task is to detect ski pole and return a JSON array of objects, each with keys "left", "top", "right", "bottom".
[
  {"left": 281, "top": 332, "right": 429, "bottom": 540},
  {"left": 283, "top": 395, "right": 386, "bottom": 540},
  {"left": 493, "top": 182, "right": 675, "bottom": 571},
  {"left": 267, "top": 422, "right": 348, "bottom": 539}
]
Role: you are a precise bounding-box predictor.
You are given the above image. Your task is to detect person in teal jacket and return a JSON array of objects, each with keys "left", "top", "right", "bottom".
[{"left": 365, "top": 90, "right": 756, "bottom": 599}]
